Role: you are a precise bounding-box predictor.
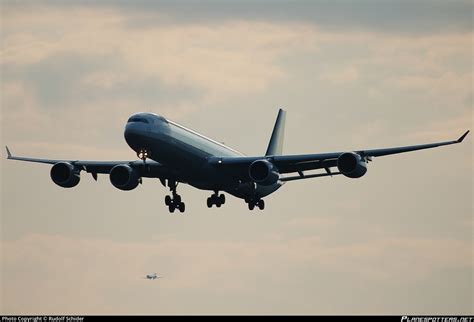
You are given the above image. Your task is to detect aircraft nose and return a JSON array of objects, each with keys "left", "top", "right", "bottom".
[
  {"left": 124, "top": 121, "right": 139, "bottom": 137},
  {"left": 124, "top": 122, "right": 148, "bottom": 150}
]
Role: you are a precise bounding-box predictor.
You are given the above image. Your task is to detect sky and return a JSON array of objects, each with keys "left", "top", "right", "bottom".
[{"left": 0, "top": 0, "right": 472, "bottom": 315}]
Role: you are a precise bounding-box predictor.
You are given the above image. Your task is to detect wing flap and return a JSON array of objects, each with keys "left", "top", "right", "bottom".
[
  {"left": 281, "top": 171, "right": 342, "bottom": 182},
  {"left": 277, "top": 158, "right": 338, "bottom": 173}
]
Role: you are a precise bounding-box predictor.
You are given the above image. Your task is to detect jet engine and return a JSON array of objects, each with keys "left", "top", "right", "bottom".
[
  {"left": 109, "top": 164, "right": 140, "bottom": 191},
  {"left": 248, "top": 159, "right": 279, "bottom": 186},
  {"left": 50, "top": 162, "right": 81, "bottom": 188},
  {"left": 337, "top": 152, "right": 367, "bottom": 178}
]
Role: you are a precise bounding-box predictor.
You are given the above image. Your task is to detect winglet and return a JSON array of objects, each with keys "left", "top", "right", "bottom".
[
  {"left": 5, "top": 146, "right": 12, "bottom": 159},
  {"left": 457, "top": 130, "right": 470, "bottom": 143}
]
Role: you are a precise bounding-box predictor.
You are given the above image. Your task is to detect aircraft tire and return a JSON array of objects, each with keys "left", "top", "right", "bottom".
[
  {"left": 179, "top": 202, "right": 185, "bottom": 213},
  {"left": 165, "top": 195, "right": 171, "bottom": 206},
  {"left": 219, "top": 194, "right": 225, "bottom": 204},
  {"left": 169, "top": 204, "right": 175, "bottom": 213},
  {"left": 258, "top": 199, "right": 265, "bottom": 210}
]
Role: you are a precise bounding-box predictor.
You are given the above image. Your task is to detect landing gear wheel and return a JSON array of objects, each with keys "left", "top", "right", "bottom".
[
  {"left": 257, "top": 199, "right": 265, "bottom": 210},
  {"left": 206, "top": 192, "right": 225, "bottom": 208},
  {"left": 219, "top": 194, "right": 225, "bottom": 204},
  {"left": 248, "top": 203, "right": 255, "bottom": 211},
  {"left": 165, "top": 181, "right": 185, "bottom": 213}
]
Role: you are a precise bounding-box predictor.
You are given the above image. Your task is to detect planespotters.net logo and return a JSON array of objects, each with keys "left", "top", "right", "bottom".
[{"left": 402, "top": 317, "right": 473, "bottom": 322}]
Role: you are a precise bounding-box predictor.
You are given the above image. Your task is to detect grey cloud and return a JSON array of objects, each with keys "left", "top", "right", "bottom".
[
  {"left": 4, "top": 0, "right": 472, "bottom": 34},
  {"left": 3, "top": 52, "right": 201, "bottom": 110}
]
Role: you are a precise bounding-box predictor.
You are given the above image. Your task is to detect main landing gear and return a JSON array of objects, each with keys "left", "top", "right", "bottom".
[
  {"left": 246, "top": 198, "right": 265, "bottom": 211},
  {"left": 164, "top": 181, "right": 185, "bottom": 213},
  {"left": 207, "top": 191, "right": 226, "bottom": 208}
]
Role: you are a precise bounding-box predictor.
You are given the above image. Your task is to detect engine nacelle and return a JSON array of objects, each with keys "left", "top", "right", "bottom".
[
  {"left": 109, "top": 164, "right": 140, "bottom": 191},
  {"left": 248, "top": 159, "right": 280, "bottom": 186},
  {"left": 50, "top": 162, "right": 80, "bottom": 188},
  {"left": 337, "top": 152, "right": 367, "bottom": 178}
]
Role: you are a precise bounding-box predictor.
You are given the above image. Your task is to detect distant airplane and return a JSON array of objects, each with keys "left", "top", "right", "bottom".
[
  {"left": 144, "top": 273, "right": 161, "bottom": 280},
  {"left": 5, "top": 109, "right": 469, "bottom": 213}
]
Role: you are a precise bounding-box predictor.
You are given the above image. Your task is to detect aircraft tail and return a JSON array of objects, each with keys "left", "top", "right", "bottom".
[{"left": 265, "top": 108, "right": 286, "bottom": 156}]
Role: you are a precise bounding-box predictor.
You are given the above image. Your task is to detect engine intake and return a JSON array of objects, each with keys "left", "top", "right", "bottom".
[
  {"left": 248, "top": 159, "right": 279, "bottom": 186},
  {"left": 110, "top": 164, "right": 140, "bottom": 191},
  {"left": 337, "top": 152, "right": 367, "bottom": 178},
  {"left": 50, "top": 162, "right": 80, "bottom": 188}
]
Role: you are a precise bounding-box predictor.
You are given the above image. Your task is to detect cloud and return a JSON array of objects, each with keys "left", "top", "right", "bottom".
[
  {"left": 1, "top": 8, "right": 308, "bottom": 94},
  {"left": 320, "top": 66, "right": 359, "bottom": 84},
  {"left": 4, "top": 0, "right": 472, "bottom": 34},
  {"left": 1, "top": 233, "right": 471, "bottom": 314},
  {"left": 403, "top": 111, "right": 472, "bottom": 142}
]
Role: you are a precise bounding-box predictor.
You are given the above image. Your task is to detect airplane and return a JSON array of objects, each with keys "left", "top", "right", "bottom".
[
  {"left": 5, "top": 109, "right": 469, "bottom": 213},
  {"left": 144, "top": 273, "right": 161, "bottom": 280}
]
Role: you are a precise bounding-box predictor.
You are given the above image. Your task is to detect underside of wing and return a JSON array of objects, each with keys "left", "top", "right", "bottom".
[
  {"left": 5, "top": 146, "right": 178, "bottom": 190},
  {"left": 208, "top": 130, "right": 469, "bottom": 183}
]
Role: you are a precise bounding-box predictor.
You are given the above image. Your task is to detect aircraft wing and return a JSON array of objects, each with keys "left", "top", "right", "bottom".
[
  {"left": 5, "top": 146, "right": 177, "bottom": 179},
  {"left": 209, "top": 130, "right": 469, "bottom": 181}
]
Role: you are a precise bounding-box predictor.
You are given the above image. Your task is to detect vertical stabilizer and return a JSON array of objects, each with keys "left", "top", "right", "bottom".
[{"left": 265, "top": 109, "right": 286, "bottom": 156}]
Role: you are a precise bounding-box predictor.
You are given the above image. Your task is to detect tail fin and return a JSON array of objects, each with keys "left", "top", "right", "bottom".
[{"left": 265, "top": 108, "right": 286, "bottom": 156}]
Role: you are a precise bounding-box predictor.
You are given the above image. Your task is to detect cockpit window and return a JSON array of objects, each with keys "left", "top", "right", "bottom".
[{"left": 128, "top": 116, "right": 149, "bottom": 124}]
